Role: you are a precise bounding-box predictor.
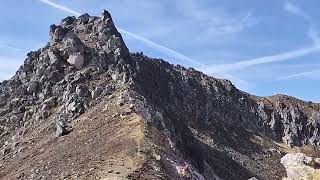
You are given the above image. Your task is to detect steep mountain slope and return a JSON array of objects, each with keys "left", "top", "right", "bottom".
[{"left": 0, "top": 11, "right": 319, "bottom": 180}]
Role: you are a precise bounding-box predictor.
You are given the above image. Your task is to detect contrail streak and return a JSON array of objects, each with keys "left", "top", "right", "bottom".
[
  {"left": 278, "top": 69, "right": 320, "bottom": 80},
  {"left": 0, "top": 42, "right": 27, "bottom": 53},
  {"left": 38, "top": 0, "right": 250, "bottom": 89},
  {"left": 39, "top": 0, "right": 202, "bottom": 67},
  {"left": 201, "top": 45, "right": 320, "bottom": 74},
  {"left": 39, "top": 0, "right": 81, "bottom": 16}
]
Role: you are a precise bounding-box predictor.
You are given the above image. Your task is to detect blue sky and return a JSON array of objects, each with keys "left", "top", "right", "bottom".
[{"left": 0, "top": 0, "right": 320, "bottom": 102}]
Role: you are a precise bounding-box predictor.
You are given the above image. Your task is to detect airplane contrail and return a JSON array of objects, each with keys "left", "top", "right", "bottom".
[
  {"left": 38, "top": 0, "right": 251, "bottom": 89},
  {"left": 39, "top": 0, "right": 203, "bottom": 67},
  {"left": 201, "top": 45, "right": 320, "bottom": 74},
  {"left": 0, "top": 42, "right": 28, "bottom": 53}
]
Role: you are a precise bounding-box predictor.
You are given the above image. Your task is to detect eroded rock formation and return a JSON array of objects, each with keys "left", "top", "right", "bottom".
[
  {"left": 281, "top": 153, "right": 320, "bottom": 180},
  {"left": 0, "top": 10, "right": 319, "bottom": 180}
]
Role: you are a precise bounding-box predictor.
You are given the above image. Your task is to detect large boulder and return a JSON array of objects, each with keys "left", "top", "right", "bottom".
[
  {"left": 281, "top": 153, "right": 320, "bottom": 180},
  {"left": 63, "top": 32, "right": 84, "bottom": 54},
  {"left": 55, "top": 121, "right": 72, "bottom": 137},
  {"left": 67, "top": 53, "right": 84, "bottom": 69}
]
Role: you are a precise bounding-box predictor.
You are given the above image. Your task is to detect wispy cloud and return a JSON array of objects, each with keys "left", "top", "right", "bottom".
[
  {"left": 0, "top": 42, "right": 27, "bottom": 53},
  {"left": 276, "top": 1, "right": 320, "bottom": 80},
  {"left": 38, "top": 0, "right": 204, "bottom": 67},
  {"left": 278, "top": 69, "right": 320, "bottom": 80},
  {"left": 39, "top": 0, "right": 81, "bottom": 16},
  {"left": 201, "top": 45, "right": 320, "bottom": 74},
  {"left": 201, "top": 1, "right": 320, "bottom": 75},
  {"left": 308, "top": 28, "right": 320, "bottom": 45},
  {"left": 284, "top": 1, "right": 320, "bottom": 45},
  {"left": 284, "top": 1, "right": 311, "bottom": 21},
  {"left": 206, "top": 11, "right": 258, "bottom": 37},
  {"left": 118, "top": 29, "right": 203, "bottom": 67},
  {"left": 38, "top": 0, "right": 252, "bottom": 90},
  {"left": 175, "top": 0, "right": 258, "bottom": 37}
]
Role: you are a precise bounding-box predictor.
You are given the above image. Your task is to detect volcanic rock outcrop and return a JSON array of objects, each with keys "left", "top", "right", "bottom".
[
  {"left": 0, "top": 10, "right": 319, "bottom": 180},
  {"left": 281, "top": 153, "right": 320, "bottom": 180}
]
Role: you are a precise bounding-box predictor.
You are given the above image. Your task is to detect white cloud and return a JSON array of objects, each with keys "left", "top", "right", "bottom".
[
  {"left": 275, "top": 1, "right": 320, "bottom": 81},
  {"left": 206, "top": 11, "right": 258, "bottom": 37},
  {"left": 39, "top": 0, "right": 81, "bottom": 16},
  {"left": 278, "top": 69, "right": 320, "bottom": 80},
  {"left": 308, "top": 26, "right": 320, "bottom": 45},
  {"left": 284, "top": 1, "right": 310, "bottom": 20},
  {"left": 199, "top": 1, "right": 320, "bottom": 76},
  {"left": 201, "top": 45, "right": 320, "bottom": 74},
  {"left": 38, "top": 0, "right": 204, "bottom": 67},
  {"left": 175, "top": 0, "right": 258, "bottom": 37},
  {"left": 118, "top": 29, "right": 203, "bottom": 67},
  {"left": 37, "top": 0, "right": 257, "bottom": 68},
  {"left": 284, "top": 1, "right": 320, "bottom": 45},
  {"left": 38, "top": 0, "right": 252, "bottom": 90},
  {"left": 0, "top": 42, "right": 28, "bottom": 53}
]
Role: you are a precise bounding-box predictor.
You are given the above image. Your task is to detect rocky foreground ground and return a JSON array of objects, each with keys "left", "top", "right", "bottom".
[{"left": 0, "top": 10, "right": 320, "bottom": 180}]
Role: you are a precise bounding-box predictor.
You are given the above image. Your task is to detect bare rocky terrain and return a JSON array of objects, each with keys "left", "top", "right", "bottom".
[{"left": 0, "top": 10, "right": 320, "bottom": 180}]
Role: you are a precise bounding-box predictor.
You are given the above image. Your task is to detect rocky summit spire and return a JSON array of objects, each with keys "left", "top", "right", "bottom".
[
  {"left": 0, "top": 10, "right": 134, "bottom": 146},
  {"left": 101, "top": 9, "right": 113, "bottom": 22},
  {"left": 48, "top": 10, "right": 129, "bottom": 70},
  {"left": 1, "top": 10, "right": 320, "bottom": 180}
]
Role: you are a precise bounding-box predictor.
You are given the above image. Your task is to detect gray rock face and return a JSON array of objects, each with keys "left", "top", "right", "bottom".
[
  {"left": 67, "top": 53, "right": 84, "bottom": 69},
  {"left": 55, "top": 121, "right": 71, "bottom": 137},
  {"left": 63, "top": 32, "right": 84, "bottom": 55},
  {"left": 49, "top": 25, "right": 66, "bottom": 46},
  {"left": 76, "top": 84, "right": 89, "bottom": 97},
  {"left": 130, "top": 53, "right": 320, "bottom": 149},
  {"left": 27, "top": 81, "right": 39, "bottom": 94},
  {"left": 0, "top": 11, "right": 131, "bottom": 144},
  {"left": 48, "top": 50, "right": 61, "bottom": 65},
  {"left": 105, "top": 84, "right": 115, "bottom": 95},
  {"left": 3, "top": 14, "right": 320, "bottom": 149},
  {"left": 78, "top": 13, "right": 90, "bottom": 24},
  {"left": 91, "top": 86, "right": 103, "bottom": 99},
  {"left": 0, "top": 9, "right": 319, "bottom": 180}
]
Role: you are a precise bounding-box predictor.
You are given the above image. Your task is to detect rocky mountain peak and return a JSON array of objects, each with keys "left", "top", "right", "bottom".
[
  {"left": 0, "top": 10, "right": 320, "bottom": 180},
  {"left": 0, "top": 10, "right": 135, "bottom": 141},
  {"left": 48, "top": 10, "right": 129, "bottom": 70}
]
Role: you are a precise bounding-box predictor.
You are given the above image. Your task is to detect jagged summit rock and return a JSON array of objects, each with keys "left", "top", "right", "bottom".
[
  {"left": 0, "top": 10, "right": 319, "bottom": 179},
  {"left": 48, "top": 10, "right": 129, "bottom": 68}
]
